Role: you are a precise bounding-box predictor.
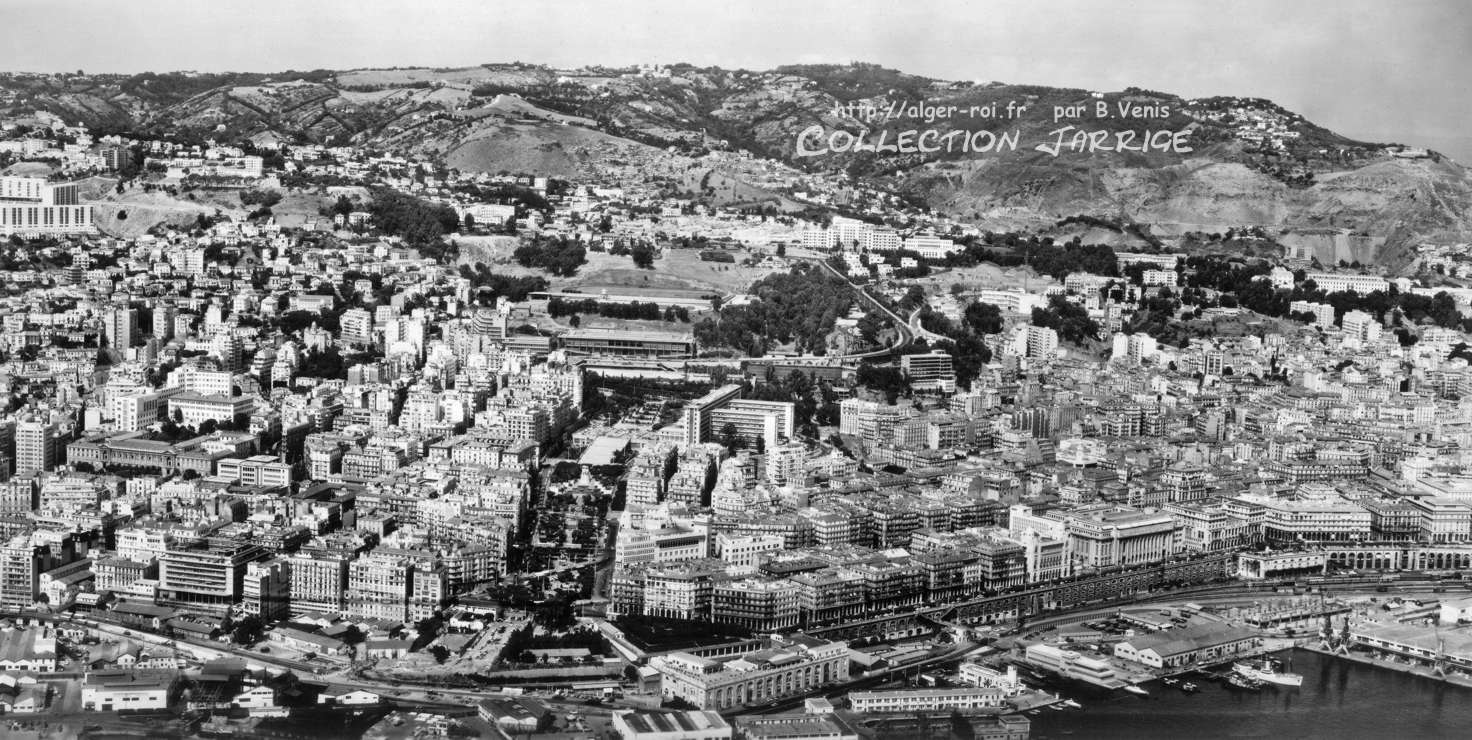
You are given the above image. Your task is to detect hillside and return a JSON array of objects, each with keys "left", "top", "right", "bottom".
[{"left": 3, "top": 62, "right": 1468, "bottom": 259}]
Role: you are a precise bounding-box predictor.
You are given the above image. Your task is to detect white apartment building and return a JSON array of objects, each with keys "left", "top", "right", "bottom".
[
  {"left": 1306, "top": 272, "right": 1390, "bottom": 295},
  {"left": 848, "top": 687, "right": 1008, "bottom": 713},
  {"left": 0, "top": 176, "right": 94, "bottom": 236},
  {"left": 1341, "top": 310, "right": 1383, "bottom": 344},
  {"left": 714, "top": 533, "right": 783, "bottom": 569},
  {"left": 901, "top": 234, "right": 957, "bottom": 260}
]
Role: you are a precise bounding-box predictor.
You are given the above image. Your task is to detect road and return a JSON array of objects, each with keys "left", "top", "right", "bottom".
[
  {"left": 809, "top": 256, "right": 917, "bottom": 359},
  {"left": 18, "top": 571, "right": 1462, "bottom": 723}
]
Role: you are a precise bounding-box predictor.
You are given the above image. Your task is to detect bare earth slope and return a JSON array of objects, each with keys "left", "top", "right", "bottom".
[{"left": 6, "top": 63, "right": 1468, "bottom": 261}]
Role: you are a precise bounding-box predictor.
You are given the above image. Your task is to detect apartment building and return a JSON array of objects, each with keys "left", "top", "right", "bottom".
[
  {"left": 157, "top": 539, "right": 270, "bottom": 612},
  {"left": 0, "top": 176, "right": 94, "bottom": 236}
]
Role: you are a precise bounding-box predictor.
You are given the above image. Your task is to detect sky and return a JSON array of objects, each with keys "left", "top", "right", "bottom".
[{"left": 3, "top": 0, "right": 1469, "bottom": 160}]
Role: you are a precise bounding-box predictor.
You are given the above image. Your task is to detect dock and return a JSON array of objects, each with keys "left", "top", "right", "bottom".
[{"left": 1300, "top": 645, "right": 1472, "bottom": 690}]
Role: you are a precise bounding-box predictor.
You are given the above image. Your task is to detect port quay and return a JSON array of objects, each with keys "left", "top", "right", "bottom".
[{"left": 599, "top": 548, "right": 1472, "bottom": 700}]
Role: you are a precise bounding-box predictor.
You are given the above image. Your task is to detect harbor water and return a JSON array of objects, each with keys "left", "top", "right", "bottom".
[{"left": 1029, "top": 649, "right": 1472, "bottom": 739}]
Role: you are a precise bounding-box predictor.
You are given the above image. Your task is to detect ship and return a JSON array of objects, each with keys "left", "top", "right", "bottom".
[
  {"left": 1162, "top": 677, "right": 1179, "bottom": 686},
  {"left": 1181, "top": 682, "right": 1199, "bottom": 693},
  {"left": 1233, "top": 658, "right": 1304, "bottom": 687},
  {"left": 1121, "top": 684, "right": 1149, "bottom": 696},
  {"left": 1226, "top": 674, "right": 1263, "bottom": 691}
]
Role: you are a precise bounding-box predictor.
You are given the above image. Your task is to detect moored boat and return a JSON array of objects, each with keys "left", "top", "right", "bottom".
[
  {"left": 1233, "top": 658, "right": 1304, "bottom": 687},
  {"left": 1227, "top": 674, "right": 1263, "bottom": 691}
]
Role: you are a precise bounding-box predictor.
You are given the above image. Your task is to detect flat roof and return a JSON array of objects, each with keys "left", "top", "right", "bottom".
[
  {"left": 563, "top": 327, "right": 694, "bottom": 342},
  {"left": 1355, "top": 623, "right": 1472, "bottom": 657},
  {"left": 618, "top": 710, "right": 729, "bottom": 734},
  {"left": 572, "top": 285, "right": 717, "bottom": 299}
]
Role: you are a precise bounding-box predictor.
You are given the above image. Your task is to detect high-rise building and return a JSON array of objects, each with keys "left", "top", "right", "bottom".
[
  {"left": 104, "top": 307, "right": 137, "bottom": 350},
  {"left": 681, "top": 385, "right": 743, "bottom": 449},
  {"left": 101, "top": 146, "right": 134, "bottom": 173},
  {"left": 210, "top": 331, "right": 243, "bottom": 373},
  {"left": 157, "top": 540, "right": 269, "bottom": 612},
  {"left": 764, "top": 441, "right": 806, "bottom": 486},
  {"left": 286, "top": 549, "right": 352, "bottom": 612},
  {"left": 409, "top": 564, "right": 447, "bottom": 622},
  {"left": 15, "top": 419, "right": 58, "bottom": 475},
  {"left": 241, "top": 558, "right": 291, "bottom": 620},
  {"left": 179, "top": 248, "right": 206, "bottom": 277},
  {"left": 0, "top": 535, "right": 43, "bottom": 610},
  {"left": 345, "top": 553, "right": 412, "bottom": 621},
  {"left": 1024, "top": 326, "right": 1059, "bottom": 358},
  {"left": 0, "top": 176, "right": 94, "bottom": 236},
  {"left": 1341, "top": 310, "right": 1383, "bottom": 344},
  {"left": 152, "top": 303, "right": 177, "bottom": 341},
  {"left": 340, "top": 308, "right": 374, "bottom": 347},
  {"left": 110, "top": 388, "right": 180, "bottom": 432},
  {"left": 900, "top": 350, "right": 957, "bottom": 394},
  {"left": 709, "top": 400, "right": 795, "bottom": 451}
]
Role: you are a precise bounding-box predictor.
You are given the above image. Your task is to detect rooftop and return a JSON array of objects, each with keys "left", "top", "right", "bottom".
[{"left": 616, "top": 709, "right": 730, "bottom": 734}]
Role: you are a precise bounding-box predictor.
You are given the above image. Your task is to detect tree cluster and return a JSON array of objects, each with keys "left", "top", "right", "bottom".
[
  {"left": 367, "top": 187, "right": 460, "bottom": 245},
  {"left": 915, "top": 309, "right": 994, "bottom": 388},
  {"left": 1031, "top": 295, "right": 1100, "bottom": 344},
  {"left": 458, "top": 263, "right": 549, "bottom": 301},
  {"left": 692, "top": 265, "right": 853, "bottom": 356},
  {"left": 513, "top": 236, "right": 587, "bottom": 277},
  {"left": 238, "top": 189, "right": 283, "bottom": 208}
]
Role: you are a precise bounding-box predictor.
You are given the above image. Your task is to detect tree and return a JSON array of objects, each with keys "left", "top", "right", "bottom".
[
  {"left": 964, "top": 301, "right": 1005, "bottom": 335},
  {"left": 462, "top": 213, "right": 476, "bottom": 230},
  {"left": 232, "top": 615, "right": 263, "bottom": 644},
  {"left": 367, "top": 187, "right": 459, "bottom": 245},
  {"left": 1030, "top": 295, "right": 1100, "bottom": 344},
  {"left": 718, "top": 422, "right": 743, "bottom": 451},
  {"left": 630, "top": 244, "right": 655, "bottom": 269},
  {"left": 514, "top": 237, "right": 587, "bottom": 277},
  {"left": 856, "top": 363, "right": 906, "bottom": 404},
  {"left": 775, "top": 243, "right": 786, "bottom": 258}
]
